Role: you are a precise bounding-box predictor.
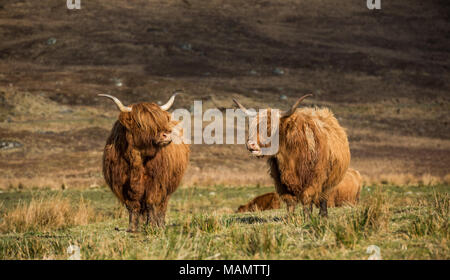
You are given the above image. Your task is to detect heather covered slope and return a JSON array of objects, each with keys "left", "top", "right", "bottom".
[{"left": 0, "top": 0, "right": 449, "bottom": 188}]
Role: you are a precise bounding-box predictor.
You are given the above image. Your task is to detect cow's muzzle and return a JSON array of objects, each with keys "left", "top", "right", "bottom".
[
  {"left": 247, "top": 140, "right": 262, "bottom": 156},
  {"left": 156, "top": 132, "right": 172, "bottom": 146}
]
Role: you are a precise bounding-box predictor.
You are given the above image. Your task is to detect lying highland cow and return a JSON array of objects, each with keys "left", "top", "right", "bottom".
[
  {"left": 236, "top": 192, "right": 281, "bottom": 213},
  {"left": 237, "top": 169, "right": 361, "bottom": 213},
  {"left": 100, "top": 92, "right": 189, "bottom": 232},
  {"left": 233, "top": 94, "right": 350, "bottom": 217},
  {"left": 315, "top": 168, "right": 362, "bottom": 208}
]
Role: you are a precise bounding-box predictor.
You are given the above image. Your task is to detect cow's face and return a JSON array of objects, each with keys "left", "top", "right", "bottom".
[
  {"left": 236, "top": 205, "right": 248, "bottom": 213},
  {"left": 233, "top": 94, "right": 312, "bottom": 157},
  {"left": 119, "top": 103, "right": 174, "bottom": 150},
  {"left": 246, "top": 109, "right": 276, "bottom": 157},
  {"left": 100, "top": 92, "right": 181, "bottom": 155}
]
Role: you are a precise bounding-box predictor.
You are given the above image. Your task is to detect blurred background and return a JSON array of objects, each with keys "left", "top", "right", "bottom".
[{"left": 0, "top": 0, "right": 449, "bottom": 189}]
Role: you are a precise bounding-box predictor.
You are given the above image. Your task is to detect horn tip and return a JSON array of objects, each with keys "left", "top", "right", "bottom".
[
  {"left": 98, "top": 94, "right": 113, "bottom": 98},
  {"left": 173, "top": 90, "right": 183, "bottom": 96}
]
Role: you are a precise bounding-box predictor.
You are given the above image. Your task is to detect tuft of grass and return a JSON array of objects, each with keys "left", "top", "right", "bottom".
[
  {"left": 331, "top": 188, "right": 390, "bottom": 248},
  {"left": 353, "top": 190, "right": 390, "bottom": 232},
  {"left": 408, "top": 192, "right": 449, "bottom": 238},
  {"left": 302, "top": 215, "right": 329, "bottom": 241},
  {"left": 231, "top": 225, "right": 288, "bottom": 258},
  {"left": 432, "top": 192, "right": 449, "bottom": 220},
  {"left": 183, "top": 213, "right": 222, "bottom": 233},
  {"left": 0, "top": 195, "right": 102, "bottom": 233}
]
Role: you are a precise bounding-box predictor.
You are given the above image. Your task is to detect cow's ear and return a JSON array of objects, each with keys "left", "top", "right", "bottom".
[{"left": 118, "top": 112, "right": 133, "bottom": 130}]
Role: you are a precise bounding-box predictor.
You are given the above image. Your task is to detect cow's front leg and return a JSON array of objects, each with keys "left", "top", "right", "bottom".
[
  {"left": 155, "top": 198, "right": 170, "bottom": 227},
  {"left": 145, "top": 199, "right": 168, "bottom": 228},
  {"left": 299, "top": 187, "right": 315, "bottom": 219},
  {"left": 126, "top": 205, "right": 140, "bottom": 233},
  {"left": 144, "top": 205, "right": 158, "bottom": 227},
  {"left": 319, "top": 198, "right": 328, "bottom": 218}
]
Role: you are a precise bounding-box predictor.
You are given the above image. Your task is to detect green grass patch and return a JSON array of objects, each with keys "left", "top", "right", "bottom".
[{"left": 0, "top": 185, "right": 448, "bottom": 259}]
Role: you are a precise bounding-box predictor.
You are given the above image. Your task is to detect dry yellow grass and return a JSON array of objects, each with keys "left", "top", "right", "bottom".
[
  {"left": 0, "top": 195, "right": 102, "bottom": 233},
  {"left": 184, "top": 167, "right": 272, "bottom": 187},
  {"left": 362, "top": 173, "right": 448, "bottom": 187}
]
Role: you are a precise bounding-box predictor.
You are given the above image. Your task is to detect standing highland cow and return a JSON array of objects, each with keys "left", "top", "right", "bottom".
[
  {"left": 233, "top": 94, "right": 350, "bottom": 217},
  {"left": 100, "top": 93, "right": 189, "bottom": 232}
]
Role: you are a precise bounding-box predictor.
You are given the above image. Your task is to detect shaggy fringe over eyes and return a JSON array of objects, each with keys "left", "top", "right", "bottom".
[{"left": 130, "top": 103, "right": 172, "bottom": 135}]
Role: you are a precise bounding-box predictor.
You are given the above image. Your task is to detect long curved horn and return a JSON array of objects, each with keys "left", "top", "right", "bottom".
[
  {"left": 280, "top": 94, "right": 313, "bottom": 118},
  {"left": 160, "top": 90, "right": 183, "bottom": 111},
  {"left": 98, "top": 94, "right": 132, "bottom": 112},
  {"left": 233, "top": 99, "right": 256, "bottom": 116}
]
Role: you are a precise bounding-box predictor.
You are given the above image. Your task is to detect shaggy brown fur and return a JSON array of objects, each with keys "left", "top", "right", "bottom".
[
  {"left": 236, "top": 192, "right": 281, "bottom": 213},
  {"left": 315, "top": 168, "right": 362, "bottom": 208},
  {"left": 102, "top": 102, "right": 189, "bottom": 232},
  {"left": 245, "top": 105, "right": 351, "bottom": 217}
]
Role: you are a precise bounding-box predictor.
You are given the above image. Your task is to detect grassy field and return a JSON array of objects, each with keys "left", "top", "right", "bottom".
[{"left": 0, "top": 183, "right": 448, "bottom": 260}]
